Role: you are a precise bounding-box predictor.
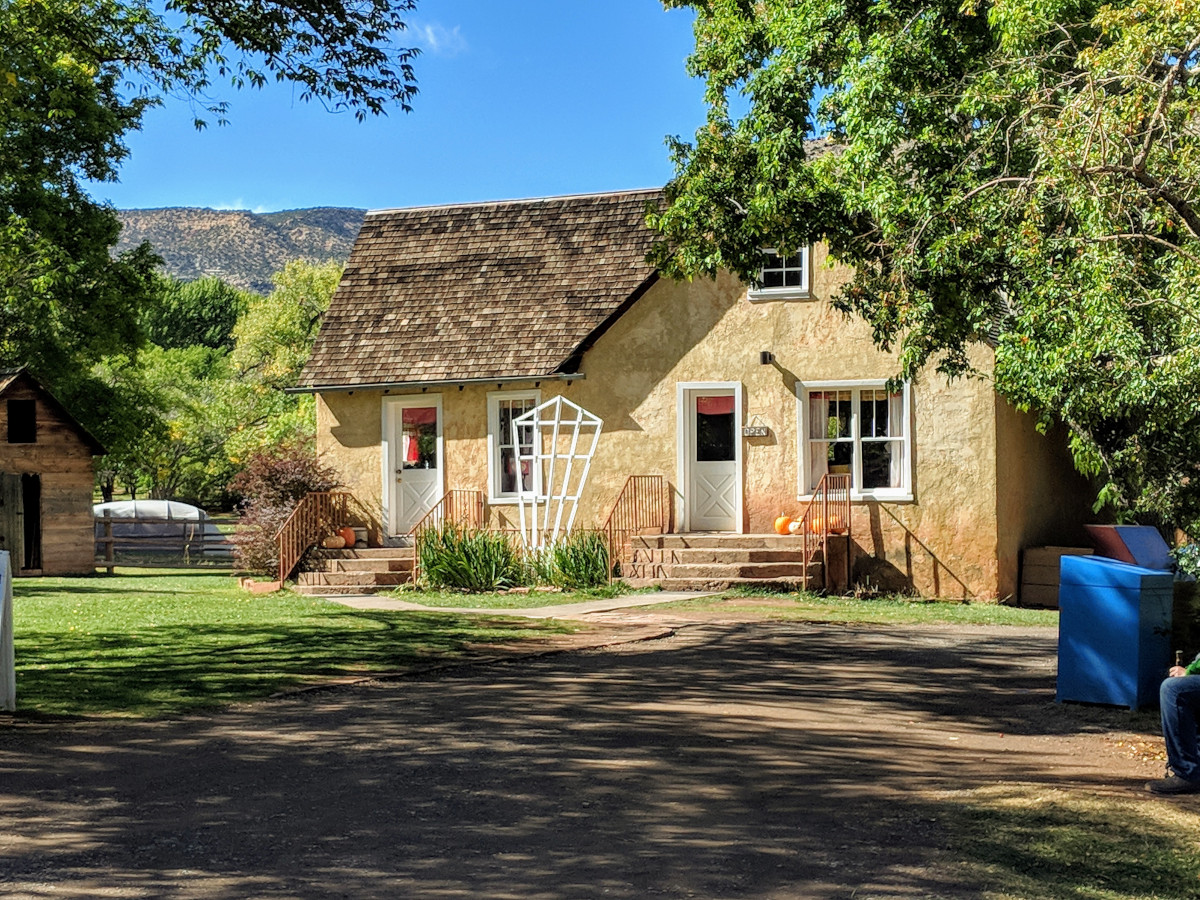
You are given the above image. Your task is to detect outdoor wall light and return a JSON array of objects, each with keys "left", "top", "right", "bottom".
[{"left": 760, "top": 351, "right": 775, "bottom": 365}]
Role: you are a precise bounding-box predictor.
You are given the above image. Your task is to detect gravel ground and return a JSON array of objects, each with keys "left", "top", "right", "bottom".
[{"left": 0, "top": 617, "right": 1168, "bottom": 899}]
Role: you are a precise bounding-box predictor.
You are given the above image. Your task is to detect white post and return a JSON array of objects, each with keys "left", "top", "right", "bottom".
[{"left": 1, "top": 551, "right": 13, "bottom": 712}]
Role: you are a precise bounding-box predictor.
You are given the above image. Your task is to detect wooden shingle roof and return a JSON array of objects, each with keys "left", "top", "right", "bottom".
[{"left": 299, "top": 189, "right": 663, "bottom": 390}]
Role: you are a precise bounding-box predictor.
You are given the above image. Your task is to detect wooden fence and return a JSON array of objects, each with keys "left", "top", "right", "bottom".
[{"left": 95, "top": 511, "right": 234, "bottom": 573}]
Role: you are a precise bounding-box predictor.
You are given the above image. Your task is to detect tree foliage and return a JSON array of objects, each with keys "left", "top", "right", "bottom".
[
  {"left": 1, "top": 0, "right": 417, "bottom": 429},
  {"left": 652, "top": 0, "right": 1200, "bottom": 531},
  {"left": 232, "top": 259, "right": 342, "bottom": 389},
  {"left": 92, "top": 262, "right": 341, "bottom": 507},
  {"left": 144, "top": 276, "right": 255, "bottom": 351},
  {"left": 0, "top": 1, "right": 159, "bottom": 385}
]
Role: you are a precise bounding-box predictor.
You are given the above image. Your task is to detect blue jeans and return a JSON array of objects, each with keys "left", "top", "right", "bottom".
[{"left": 1161, "top": 675, "right": 1200, "bottom": 781}]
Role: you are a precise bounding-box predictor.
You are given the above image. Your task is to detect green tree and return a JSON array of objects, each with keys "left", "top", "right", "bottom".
[
  {"left": 131, "top": 344, "right": 241, "bottom": 505},
  {"left": 144, "top": 276, "right": 255, "bottom": 352},
  {"left": 0, "top": 2, "right": 159, "bottom": 386},
  {"left": 651, "top": 0, "right": 1200, "bottom": 531},
  {"left": 225, "top": 259, "right": 342, "bottom": 466},
  {"left": 232, "top": 259, "right": 342, "bottom": 389},
  {"left": 1, "top": 0, "right": 418, "bottom": 401}
]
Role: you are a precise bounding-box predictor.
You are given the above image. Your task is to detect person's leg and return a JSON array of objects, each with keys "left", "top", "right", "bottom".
[{"left": 1154, "top": 676, "right": 1200, "bottom": 791}]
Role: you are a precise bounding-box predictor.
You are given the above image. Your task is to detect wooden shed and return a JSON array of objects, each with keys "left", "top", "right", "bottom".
[{"left": 0, "top": 368, "right": 105, "bottom": 575}]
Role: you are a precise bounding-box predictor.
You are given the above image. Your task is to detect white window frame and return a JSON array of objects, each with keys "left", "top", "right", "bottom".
[
  {"left": 748, "top": 246, "right": 811, "bottom": 301},
  {"left": 487, "top": 389, "right": 541, "bottom": 504},
  {"left": 796, "top": 379, "right": 912, "bottom": 502}
]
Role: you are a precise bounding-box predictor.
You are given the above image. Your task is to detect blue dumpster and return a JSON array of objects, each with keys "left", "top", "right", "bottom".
[{"left": 1057, "top": 554, "right": 1173, "bottom": 709}]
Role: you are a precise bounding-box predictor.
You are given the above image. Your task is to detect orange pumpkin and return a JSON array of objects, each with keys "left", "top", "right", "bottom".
[
  {"left": 773, "top": 515, "right": 792, "bottom": 535},
  {"left": 809, "top": 514, "right": 847, "bottom": 535},
  {"left": 339, "top": 526, "right": 357, "bottom": 547}
]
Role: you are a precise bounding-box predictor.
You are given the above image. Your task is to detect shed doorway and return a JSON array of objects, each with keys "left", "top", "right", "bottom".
[{"left": 0, "top": 474, "right": 40, "bottom": 572}]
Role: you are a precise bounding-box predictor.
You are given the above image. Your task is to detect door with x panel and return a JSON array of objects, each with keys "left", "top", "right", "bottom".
[
  {"left": 685, "top": 390, "right": 739, "bottom": 532},
  {"left": 385, "top": 397, "right": 443, "bottom": 536}
]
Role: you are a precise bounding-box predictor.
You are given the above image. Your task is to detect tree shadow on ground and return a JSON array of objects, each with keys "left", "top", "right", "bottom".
[
  {"left": 13, "top": 609, "right": 571, "bottom": 717},
  {"left": 0, "top": 622, "right": 1189, "bottom": 899}
]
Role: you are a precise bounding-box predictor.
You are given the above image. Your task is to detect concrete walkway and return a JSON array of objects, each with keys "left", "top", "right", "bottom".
[{"left": 325, "top": 590, "right": 716, "bottom": 619}]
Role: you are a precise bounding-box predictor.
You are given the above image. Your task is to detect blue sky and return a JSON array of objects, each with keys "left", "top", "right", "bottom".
[{"left": 91, "top": 1, "right": 705, "bottom": 212}]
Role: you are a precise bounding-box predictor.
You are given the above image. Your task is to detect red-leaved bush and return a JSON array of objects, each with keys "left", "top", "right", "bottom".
[{"left": 229, "top": 442, "right": 340, "bottom": 575}]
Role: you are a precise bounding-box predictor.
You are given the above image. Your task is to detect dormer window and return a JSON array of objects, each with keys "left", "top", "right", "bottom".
[{"left": 748, "top": 247, "right": 810, "bottom": 301}]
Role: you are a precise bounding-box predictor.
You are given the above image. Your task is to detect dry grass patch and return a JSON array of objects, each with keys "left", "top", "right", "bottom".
[{"left": 939, "top": 784, "right": 1200, "bottom": 899}]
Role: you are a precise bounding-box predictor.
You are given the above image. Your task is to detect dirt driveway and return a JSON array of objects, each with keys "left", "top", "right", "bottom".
[{"left": 0, "top": 617, "right": 1170, "bottom": 899}]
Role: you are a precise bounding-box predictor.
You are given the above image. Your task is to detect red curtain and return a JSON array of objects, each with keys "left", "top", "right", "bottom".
[{"left": 697, "top": 395, "right": 734, "bottom": 415}]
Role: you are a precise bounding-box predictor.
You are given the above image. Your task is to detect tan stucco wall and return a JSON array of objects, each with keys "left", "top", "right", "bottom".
[
  {"left": 316, "top": 245, "right": 1090, "bottom": 600},
  {"left": 993, "top": 398, "right": 1095, "bottom": 599}
]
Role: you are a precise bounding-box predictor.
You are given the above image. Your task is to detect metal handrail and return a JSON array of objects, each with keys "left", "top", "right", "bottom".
[
  {"left": 602, "top": 475, "right": 669, "bottom": 571},
  {"left": 796, "top": 473, "right": 852, "bottom": 590},
  {"left": 275, "top": 491, "right": 353, "bottom": 583},
  {"left": 409, "top": 490, "right": 487, "bottom": 583}
]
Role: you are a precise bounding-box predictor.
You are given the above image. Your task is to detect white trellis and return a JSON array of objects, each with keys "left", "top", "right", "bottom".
[{"left": 513, "top": 396, "right": 602, "bottom": 548}]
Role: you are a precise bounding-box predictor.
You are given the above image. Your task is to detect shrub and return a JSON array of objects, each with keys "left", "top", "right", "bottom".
[
  {"left": 228, "top": 440, "right": 339, "bottom": 507},
  {"left": 418, "top": 524, "right": 524, "bottom": 592},
  {"left": 228, "top": 502, "right": 291, "bottom": 577},
  {"left": 229, "top": 442, "right": 340, "bottom": 575}
]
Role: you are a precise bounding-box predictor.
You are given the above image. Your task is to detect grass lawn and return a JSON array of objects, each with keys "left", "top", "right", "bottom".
[
  {"left": 389, "top": 583, "right": 633, "bottom": 608},
  {"left": 646, "top": 589, "right": 1062, "bottom": 627},
  {"left": 11, "top": 571, "right": 575, "bottom": 719}
]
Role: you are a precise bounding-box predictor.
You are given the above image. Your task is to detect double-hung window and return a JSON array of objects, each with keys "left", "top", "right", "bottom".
[
  {"left": 748, "top": 247, "right": 810, "bottom": 300},
  {"left": 487, "top": 390, "right": 539, "bottom": 503},
  {"left": 798, "top": 381, "right": 911, "bottom": 500}
]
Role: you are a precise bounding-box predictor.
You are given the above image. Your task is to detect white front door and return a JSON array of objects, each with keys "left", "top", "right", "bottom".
[
  {"left": 682, "top": 387, "right": 740, "bottom": 532},
  {"left": 383, "top": 397, "right": 444, "bottom": 535}
]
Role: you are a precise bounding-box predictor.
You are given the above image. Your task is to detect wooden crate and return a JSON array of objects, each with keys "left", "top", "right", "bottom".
[{"left": 1020, "top": 546, "right": 1093, "bottom": 608}]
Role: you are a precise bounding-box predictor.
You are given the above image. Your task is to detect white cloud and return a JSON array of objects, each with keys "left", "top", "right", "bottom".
[
  {"left": 412, "top": 22, "right": 468, "bottom": 57},
  {"left": 212, "top": 200, "right": 272, "bottom": 213}
]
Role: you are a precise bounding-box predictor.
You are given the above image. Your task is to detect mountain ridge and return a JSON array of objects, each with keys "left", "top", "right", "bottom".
[{"left": 116, "top": 206, "right": 367, "bottom": 294}]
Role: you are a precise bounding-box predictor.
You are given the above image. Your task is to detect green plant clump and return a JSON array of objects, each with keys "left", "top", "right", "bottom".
[
  {"left": 419, "top": 525, "right": 612, "bottom": 592},
  {"left": 417, "top": 524, "right": 525, "bottom": 592},
  {"left": 528, "top": 531, "right": 612, "bottom": 590}
]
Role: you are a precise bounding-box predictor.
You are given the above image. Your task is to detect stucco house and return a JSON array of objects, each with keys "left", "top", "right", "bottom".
[{"left": 297, "top": 189, "right": 1093, "bottom": 600}]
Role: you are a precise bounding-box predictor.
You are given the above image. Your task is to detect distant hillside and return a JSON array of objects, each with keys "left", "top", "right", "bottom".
[{"left": 116, "top": 207, "right": 367, "bottom": 294}]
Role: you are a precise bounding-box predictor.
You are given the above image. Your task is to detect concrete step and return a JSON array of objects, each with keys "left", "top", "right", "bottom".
[
  {"left": 296, "top": 571, "right": 412, "bottom": 588},
  {"left": 631, "top": 534, "right": 817, "bottom": 551},
  {"left": 630, "top": 548, "right": 810, "bottom": 564},
  {"left": 324, "top": 558, "right": 415, "bottom": 573},
  {"left": 314, "top": 547, "right": 414, "bottom": 560},
  {"left": 666, "top": 562, "right": 815, "bottom": 580},
  {"left": 292, "top": 583, "right": 395, "bottom": 596},
  {"left": 633, "top": 576, "right": 817, "bottom": 592}
]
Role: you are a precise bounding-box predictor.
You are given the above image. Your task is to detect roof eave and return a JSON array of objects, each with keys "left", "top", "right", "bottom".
[{"left": 289, "top": 371, "right": 586, "bottom": 395}]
